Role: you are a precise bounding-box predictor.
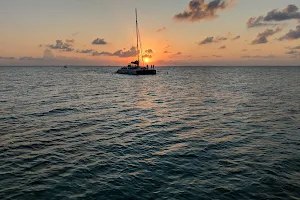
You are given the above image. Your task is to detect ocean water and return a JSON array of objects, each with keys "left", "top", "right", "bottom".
[{"left": 0, "top": 66, "right": 300, "bottom": 200}]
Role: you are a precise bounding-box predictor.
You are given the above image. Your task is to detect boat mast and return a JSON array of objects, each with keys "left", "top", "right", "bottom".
[{"left": 135, "top": 8, "right": 139, "bottom": 66}]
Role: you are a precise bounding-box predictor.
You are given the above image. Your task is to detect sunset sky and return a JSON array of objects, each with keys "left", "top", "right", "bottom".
[{"left": 0, "top": 0, "right": 299, "bottom": 66}]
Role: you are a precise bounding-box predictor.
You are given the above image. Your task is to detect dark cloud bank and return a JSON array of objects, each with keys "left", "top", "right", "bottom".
[
  {"left": 247, "top": 4, "right": 300, "bottom": 28},
  {"left": 251, "top": 27, "right": 282, "bottom": 44},
  {"left": 92, "top": 46, "right": 138, "bottom": 58},
  {"left": 278, "top": 25, "right": 300, "bottom": 41}
]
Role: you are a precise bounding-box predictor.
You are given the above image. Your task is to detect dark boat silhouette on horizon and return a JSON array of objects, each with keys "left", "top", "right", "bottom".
[{"left": 116, "top": 9, "right": 156, "bottom": 75}]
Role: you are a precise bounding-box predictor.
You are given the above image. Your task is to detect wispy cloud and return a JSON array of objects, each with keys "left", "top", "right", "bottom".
[
  {"left": 286, "top": 45, "right": 300, "bottom": 50},
  {"left": 92, "top": 51, "right": 112, "bottom": 56},
  {"left": 169, "top": 52, "right": 182, "bottom": 58},
  {"left": 0, "top": 49, "right": 117, "bottom": 66},
  {"left": 72, "top": 32, "right": 80, "bottom": 37},
  {"left": 285, "top": 49, "right": 300, "bottom": 57},
  {"left": 241, "top": 55, "right": 276, "bottom": 59},
  {"left": 232, "top": 35, "right": 241, "bottom": 40},
  {"left": 197, "top": 35, "right": 228, "bottom": 45},
  {"left": 76, "top": 49, "right": 94, "bottom": 54},
  {"left": 173, "top": 0, "right": 237, "bottom": 23},
  {"left": 157, "top": 26, "right": 166, "bottom": 32},
  {"left": 286, "top": 50, "right": 298, "bottom": 54},
  {"left": 1, "top": 49, "right": 54, "bottom": 61},
  {"left": 0, "top": 56, "right": 16, "bottom": 60},
  {"left": 66, "top": 39, "right": 75, "bottom": 44}
]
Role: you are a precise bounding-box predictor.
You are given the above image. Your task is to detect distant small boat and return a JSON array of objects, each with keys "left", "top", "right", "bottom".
[
  {"left": 64, "top": 65, "right": 67, "bottom": 68},
  {"left": 116, "top": 9, "right": 156, "bottom": 75}
]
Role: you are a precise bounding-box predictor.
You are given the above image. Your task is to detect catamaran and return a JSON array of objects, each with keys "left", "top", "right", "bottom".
[{"left": 116, "top": 9, "right": 156, "bottom": 75}]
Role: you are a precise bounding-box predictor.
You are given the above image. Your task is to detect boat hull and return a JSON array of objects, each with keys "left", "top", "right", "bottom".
[{"left": 116, "top": 69, "right": 156, "bottom": 75}]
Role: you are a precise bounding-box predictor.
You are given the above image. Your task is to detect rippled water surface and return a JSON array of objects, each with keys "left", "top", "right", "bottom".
[{"left": 1, "top": 66, "right": 300, "bottom": 199}]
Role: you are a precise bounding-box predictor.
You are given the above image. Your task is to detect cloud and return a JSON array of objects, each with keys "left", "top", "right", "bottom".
[
  {"left": 173, "top": 0, "right": 237, "bottom": 23},
  {"left": 278, "top": 25, "right": 300, "bottom": 40},
  {"left": 219, "top": 45, "right": 226, "bottom": 49},
  {"left": 286, "top": 50, "right": 298, "bottom": 54},
  {"left": 72, "top": 32, "right": 80, "bottom": 37},
  {"left": 145, "top": 49, "right": 154, "bottom": 54},
  {"left": 164, "top": 51, "right": 170, "bottom": 54},
  {"left": 198, "top": 36, "right": 214, "bottom": 45},
  {"left": 285, "top": 49, "right": 300, "bottom": 57},
  {"left": 247, "top": 16, "right": 278, "bottom": 28},
  {"left": 247, "top": 4, "right": 300, "bottom": 28},
  {"left": 76, "top": 49, "right": 94, "bottom": 54},
  {"left": 92, "top": 51, "right": 112, "bottom": 56},
  {"left": 0, "top": 49, "right": 118, "bottom": 66},
  {"left": 0, "top": 56, "right": 16, "bottom": 60},
  {"left": 66, "top": 39, "right": 75, "bottom": 44},
  {"left": 92, "top": 46, "right": 138, "bottom": 58},
  {"left": 197, "top": 35, "right": 228, "bottom": 45},
  {"left": 251, "top": 27, "right": 282, "bottom": 44},
  {"left": 212, "top": 55, "right": 222, "bottom": 57},
  {"left": 19, "top": 57, "right": 42, "bottom": 61},
  {"left": 241, "top": 55, "right": 276, "bottom": 59},
  {"left": 47, "top": 40, "right": 74, "bottom": 52},
  {"left": 264, "top": 5, "right": 300, "bottom": 21},
  {"left": 241, "top": 49, "right": 247, "bottom": 51},
  {"left": 232, "top": 35, "right": 240, "bottom": 40},
  {"left": 142, "top": 54, "right": 152, "bottom": 58},
  {"left": 114, "top": 46, "right": 138, "bottom": 57},
  {"left": 287, "top": 45, "right": 300, "bottom": 50},
  {"left": 1, "top": 50, "right": 54, "bottom": 61},
  {"left": 169, "top": 52, "right": 182, "bottom": 58},
  {"left": 216, "top": 36, "right": 227, "bottom": 41},
  {"left": 43, "top": 49, "right": 55, "bottom": 59},
  {"left": 92, "top": 38, "right": 108, "bottom": 45},
  {"left": 157, "top": 26, "right": 166, "bottom": 32}
]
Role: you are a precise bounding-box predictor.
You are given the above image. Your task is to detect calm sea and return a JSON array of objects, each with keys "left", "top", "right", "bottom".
[{"left": 1, "top": 66, "right": 300, "bottom": 200}]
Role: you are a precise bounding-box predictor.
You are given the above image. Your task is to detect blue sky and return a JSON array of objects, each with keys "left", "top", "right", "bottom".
[{"left": 0, "top": 0, "right": 299, "bottom": 66}]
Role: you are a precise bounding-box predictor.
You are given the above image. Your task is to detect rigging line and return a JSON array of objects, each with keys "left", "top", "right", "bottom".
[
  {"left": 135, "top": 8, "right": 139, "bottom": 65},
  {"left": 138, "top": 28, "right": 145, "bottom": 67}
]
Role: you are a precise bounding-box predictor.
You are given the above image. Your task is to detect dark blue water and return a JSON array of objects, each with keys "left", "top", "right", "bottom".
[{"left": 1, "top": 66, "right": 300, "bottom": 200}]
